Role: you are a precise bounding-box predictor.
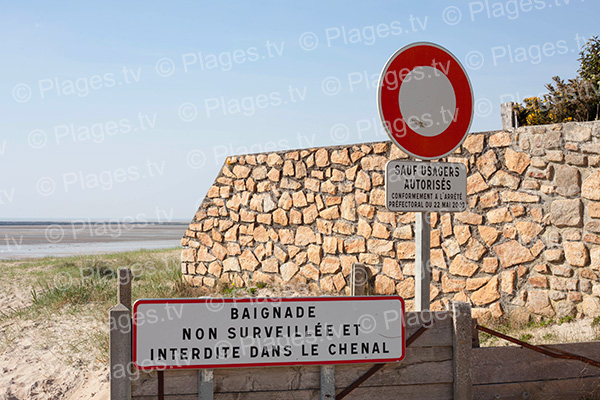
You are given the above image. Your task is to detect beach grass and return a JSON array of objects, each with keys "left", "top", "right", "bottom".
[{"left": 0, "top": 247, "right": 204, "bottom": 363}]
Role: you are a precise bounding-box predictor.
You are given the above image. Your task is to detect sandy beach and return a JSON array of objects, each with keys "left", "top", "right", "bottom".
[{"left": 0, "top": 230, "right": 185, "bottom": 400}]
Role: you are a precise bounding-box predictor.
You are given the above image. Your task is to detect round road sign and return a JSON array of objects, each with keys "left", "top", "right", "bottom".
[{"left": 377, "top": 42, "right": 473, "bottom": 160}]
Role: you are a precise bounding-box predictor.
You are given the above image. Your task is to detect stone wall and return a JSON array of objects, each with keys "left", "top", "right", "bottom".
[{"left": 181, "top": 120, "right": 600, "bottom": 321}]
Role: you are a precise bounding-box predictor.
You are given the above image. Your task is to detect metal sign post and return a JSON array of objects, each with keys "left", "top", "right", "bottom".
[
  {"left": 378, "top": 42, "right": 474, "bottom": 312},
  {"left": 415, "top": 212, "right": 430, "bottom": 311}
]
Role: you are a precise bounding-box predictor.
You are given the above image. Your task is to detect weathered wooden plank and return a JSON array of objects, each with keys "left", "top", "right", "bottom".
[
  {"left": 134, "top": 396, "right": 197, "bottom": 400},
  {"left": 132, "top": 346, "right": 453, "bottom": 395},
  {"left": 217, "top": 390, "right": 319, "bottom": 400},
  {"left": 405, "top": 311, "right": 452, "bottom": 330},
  {"left": 339, "top": 383, "right": 453, "bottom": 400},
  {"left": 405, "top": 314, "right": 453, "bottom": 347},
  {"left": 132, "top": 370, "right": 198, "bottom": 396},
  {"left": 473, "top": 342, "right": 600, "bottom": 384},
  {"left": 335, "top": 359, "right": 453, "bottom": 387},
  {"left": 452, "top": 302, "right": 472, "bottom": 399},
  {"left": 473, "top": 376, "right": 600, "bottom": 400},
  {"left": 134, "top": 384, "right": 453, "bottom": 400},
  {"left": 216, "top": 384, "right": 451, "bottom": 400}
]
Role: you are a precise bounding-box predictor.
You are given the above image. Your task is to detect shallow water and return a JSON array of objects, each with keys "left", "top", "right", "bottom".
[{"left": 0, "top": 223, "right": 186, "bottom": 260}]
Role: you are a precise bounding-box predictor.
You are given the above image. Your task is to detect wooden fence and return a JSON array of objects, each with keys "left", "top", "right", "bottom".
[
  {"left": 129, "top": 310, "right": 458, "bottom": 399},
  {"left": 110, "top": 268, "right": 600, "bottom": 399},
  {"left": 472, "top": 343, "right": 600, "bottom": 399}
]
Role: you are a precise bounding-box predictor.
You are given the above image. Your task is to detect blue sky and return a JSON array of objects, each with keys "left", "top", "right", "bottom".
[{"left": 1, "top": 0, "right": 597, "bottom": 221}]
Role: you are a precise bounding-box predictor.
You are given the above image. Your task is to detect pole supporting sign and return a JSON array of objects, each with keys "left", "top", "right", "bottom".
[
  {"left": 385, "top": 160, "right": 467, "bottom": 212},
  {"left": 133, "top": 296, "right": 405, "bottom": 370}
]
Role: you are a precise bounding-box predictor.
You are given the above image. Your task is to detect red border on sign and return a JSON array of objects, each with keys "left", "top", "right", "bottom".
[
  {"left": 378, "top": 42, "right": 473, "bottom": 160},
  {"left": 132, "top": 296, "right": 405, "bottom": 370}
]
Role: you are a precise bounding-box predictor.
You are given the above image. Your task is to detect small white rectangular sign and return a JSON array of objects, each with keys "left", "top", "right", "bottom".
[
  {"left": 385, "top": 160, "right": 467, "bottom": 212},
  {"left": 133, "top": 296, "right": 405, "bottom": 370}
]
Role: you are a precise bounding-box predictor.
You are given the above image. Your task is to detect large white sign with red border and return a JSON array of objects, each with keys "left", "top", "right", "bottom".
[
  {"left": 133, "top": 296, "right": 405, "bottom": 370},
  {"left": 377, "top": 42, "right": 474, "bottom": 160}
]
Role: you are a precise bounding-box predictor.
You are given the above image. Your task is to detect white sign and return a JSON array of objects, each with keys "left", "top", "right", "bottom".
[
  {"left": 133, "top": 296, "right": 405, "bottom": 370},
  {"left": 385, "top": 160, "right": 467, "bottom": 212}
]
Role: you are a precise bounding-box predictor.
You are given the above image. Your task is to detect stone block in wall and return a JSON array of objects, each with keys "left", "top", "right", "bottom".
[
  {"left": 294, "top": 226, "right": 316, "bottom": 245},
  {"left": 223, "top": 258, "right": 241, "bottom": 272},
  {"left": 526, "top": 290, "right": 554, "bottom": 317},
  {"left": 344, "top": 237, "right": 366, "bottom": 253},
  {"left": 581, "top": 143, "right": 600, "bottom": 154},
  {"left": 369, "top": 189, "right": 385, "bottom": 206},
  {"left": 500, "top": 191, "right": 540, "bottom": 203},
  {"left": 529, "top": 276, "right": 548, "bottom": 288},
  {"left": 449, "top": 255, "right": 479, "bottom": 277},
  {"left": 374, "top": 275, "right": 395, "bottom": 295},
  {"left": 489, "top": 131, "right": 511, "bottom": 147},
  {"left": 554, "top": 164, "right": 581, "bottom": 197},
  {"left": 531, "top": 240, "right": 545, "bottom": 257},
  {"left": 564, "top": 123, "right": 592, "bottom": 142},
  {"left": 442, "top": 274, "right": 465, "bottom": 293},
  {"left": 550, "top": 199, "right": 582, "bottom": 227},
  {"left": 487, "top": 207, "right": 514, "bottom": 224},
  {"left": 340, "top": 195, "right": 357, "bottom": 221},
  {"left": 475, "top": 150, "right": 498, "bottom": 179},
  {"left": 563, "top": 242, "right": 589, "bottom": 266},
  {"left": 505, "top": 148, "right": 531, "bottom": 174},
  {"left": 333, "top": 273, "right": 346, "bottom": 291},
  {"left": 489, "top": 170, "right": 520, "bottom": 189},
  {"left": 589, "top": 247, "right": 600, "bottom": 270},
  {"left": 374, "top": 224, "right": 394, "bottom": 242},
  {"left": 440, "top": 214, "right": 452, "bottom": 237},
  {"left": 361, "top": 155, "right": 387, "bottom": 171},
  {"left": 478, "top": 226, "right": 499, "bottom": 246},
  {"left": 515, "top": 221, "right": 543, "bottom": 244},
  {"left": 239, "top": 249, "right": 260, "bottom": 271},
  {"left": 465, "top": 238, "right": 487, "bottom": 261},
  {"left": 455, "top": 211, "right": 483, "bottom": 225},
  {"left": 565, "top": 154, "right": 587, "bottom": 166},
  {"left": 582, "top": 170, "right": 600, "bottom": 200},
  {"left": 589, "top": 202, "right": 600, "bottom": 218},
  {"left": 544, "top": 249, "right": 564, "bottom": 264},
  {"left": 467, "top": 172, "right": 489, "bottom": 194},
  {"left": 503, "top": 225, "right": 516, "bottom": 240},
  {"left": 582, "top": 296, "right": 600, "bottom": 318},
  {"left": 197, "top": 247, "right": 216, "bottom": 262},
  {"left": 471, "top": 276, "right": 500, "bottom": 306},
  {"left": 550, "top": 277, "right": 578, "bottom": 292},
  {"left": 280, "top": 262, "right": 299, "bottom": 282},
  {"left": 396, "top": 278, "right": 415, "bottom": 298},
  {"left": 442, "top": 238, "right": 460, "bottom": 258},
  {"left": 463, "top": 134, "right": 484, "bottom": 154},
  {"left": 493, "top": 240, "right": 534, "bottom": 268},
  {"left": 320, "top": 256, "right": 341, "bottom": 274},
  {"left": 339, "top": 255, "right": 357, "bottom": 276},
  {"left": 396, "top": 241, "right": 415, "bottom": 259},
  {"left": 454, "top": 225, "right": 471, "bottom": 245},
  {"left": 481, "top": 257, "right": 499, "bottom": 273},
  {"left": 587, "top": 221, "right": 600, "bottom": 235},
  {"left": 584, "top": 233, "right": 600, "bottom": 245},
  {"left": 479, "top": 191, "right": 500, "bottom": 209},
  {"left": 262, "top": 257, "right": 280, "bottom": 273},
  {"left": 551, "top": 264, "right": 573, "bottom": 277},
  {"left": 467, "top": 276, "right": 491, "bottom": 291},
  {"left": 367, "top": 239, "right": 395, "bottom": 257}
]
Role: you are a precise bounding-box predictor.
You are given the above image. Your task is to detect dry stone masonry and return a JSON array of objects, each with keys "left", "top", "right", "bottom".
[{"left": 181, "top": 121, "right": 600, "bottom": 322}]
